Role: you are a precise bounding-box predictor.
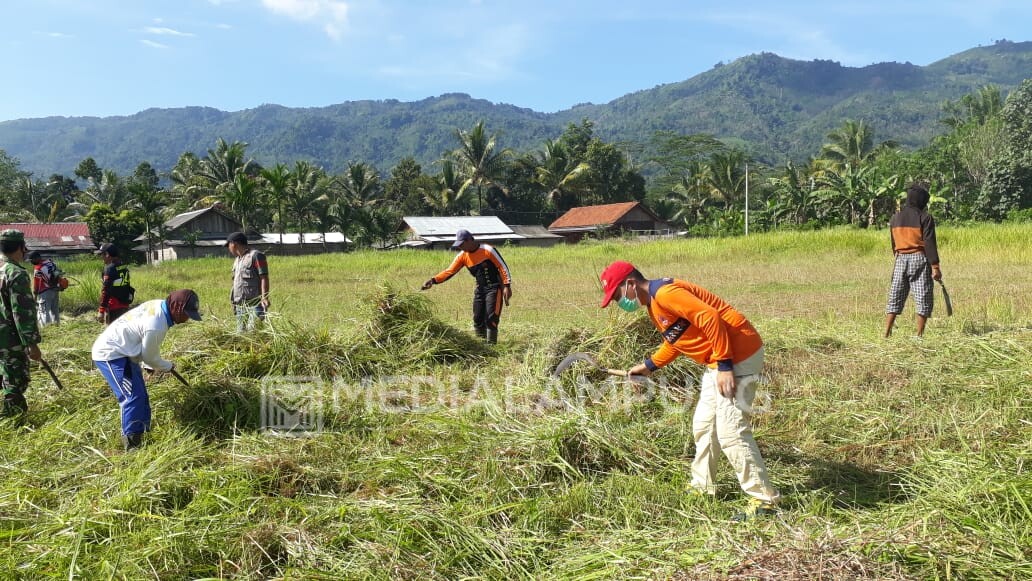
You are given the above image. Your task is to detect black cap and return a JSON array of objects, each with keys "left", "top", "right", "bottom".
[
  {"left": 27, "top": 251, "right": 42, "bottom": 261},
  {"left": 226, "top": 232, "right": 248, "bottom": 245},
  {"left": 95, "top": 243, "right": 119, "bottom": 257},
  {"left": 451, "top": 229, "right": 474, "bottom": 249}
]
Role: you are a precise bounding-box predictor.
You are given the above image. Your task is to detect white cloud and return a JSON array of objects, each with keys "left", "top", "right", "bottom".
[
  {"left": 145, "top": 27, "right": 195, "bottom": 37},
  {"left": 46, "top": 32, "right": 73, "bottom": 38},
  {"left": 261, "top": 0, "right": 350, "bottom": 40},
  {"left": 216, "top": 23, "right": 233, "bottom": 29},
  {"left": 140, "top": 39, "right": 170, "bottom": 49}
]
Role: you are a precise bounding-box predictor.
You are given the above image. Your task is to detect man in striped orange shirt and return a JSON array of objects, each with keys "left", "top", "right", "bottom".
[
  {"left": 422, "top": 229, "right": 513, "bottom": 344},
  {"left": 600, "top": 260, "right": 780, "bottom": 521}
]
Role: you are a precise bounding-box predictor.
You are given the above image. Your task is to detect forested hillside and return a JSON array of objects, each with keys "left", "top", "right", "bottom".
[{"left": 2, "top": 40, "right": 1030, "bottom": 177}]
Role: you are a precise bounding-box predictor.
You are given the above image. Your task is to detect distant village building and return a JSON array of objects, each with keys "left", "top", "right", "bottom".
[
  {"left": 135, "top": 205, "right": 242, "bottom": 263},
  {"left": 251, "top": 232, "right": 350, "bottom": 255},
  {"left": 400, "top": 216, "right": 562, "bottom": 249},
  {"left": 548, "top": 201, "right": 674, "bottom": 243},
  {"left": 136, "top": 205, "right": 350, "bottom": 263},
  {"left": 0, "top": 223, "right": 94, "bottom": 257}
]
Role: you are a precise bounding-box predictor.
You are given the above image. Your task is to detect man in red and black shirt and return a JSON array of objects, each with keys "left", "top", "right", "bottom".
[
  {"left": 422, "top": 229, "right": 512, "bottom": 343},
  {"left": 885, "top": 182, "right": 942, "bottom": 338},
  {"left": 96, "top": 243, "right": 133, "bottom": 325},
  {"left": 29, "top": 251, "right": 61, "bottom": 326}
]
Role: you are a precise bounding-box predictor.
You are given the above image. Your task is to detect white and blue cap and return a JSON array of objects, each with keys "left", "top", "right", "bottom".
[{"left": 451, "top": 229, "right": 474, "bottom": 249}]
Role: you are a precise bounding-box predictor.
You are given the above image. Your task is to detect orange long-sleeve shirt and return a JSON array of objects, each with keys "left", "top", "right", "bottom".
[{"left": 643, "top": 279, "right": 762, "bottom": 372}]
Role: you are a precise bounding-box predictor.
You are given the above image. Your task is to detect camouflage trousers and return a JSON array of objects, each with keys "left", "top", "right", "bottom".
[{"left": 1, "top": 348, "right": 30, "bottom": 416}]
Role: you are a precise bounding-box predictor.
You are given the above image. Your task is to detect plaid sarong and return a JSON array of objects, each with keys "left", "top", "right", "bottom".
[{"left": 886, "top": 253, "right": 933, "bottom": 317}]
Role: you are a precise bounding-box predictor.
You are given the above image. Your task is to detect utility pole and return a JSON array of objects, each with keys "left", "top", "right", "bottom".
[{"left": 744, "top": 163, "right": 749, "bottom": 236}]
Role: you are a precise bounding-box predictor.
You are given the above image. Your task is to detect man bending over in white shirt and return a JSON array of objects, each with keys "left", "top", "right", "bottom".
[{"left": 92, "top": 289, "right": 202, "bottom": 450}]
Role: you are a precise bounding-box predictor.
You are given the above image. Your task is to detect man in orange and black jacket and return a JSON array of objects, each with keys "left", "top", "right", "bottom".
[
  {"left": 422, "top": 229, "right": 512, "bottom": 344},
  {"left": 885, "top": 182, "right": 942, "bottom": 338}
]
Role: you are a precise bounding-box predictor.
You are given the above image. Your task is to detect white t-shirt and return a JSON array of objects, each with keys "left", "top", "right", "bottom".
[{"left": 91, "top": 299, "right": 174, "bottom": 371}]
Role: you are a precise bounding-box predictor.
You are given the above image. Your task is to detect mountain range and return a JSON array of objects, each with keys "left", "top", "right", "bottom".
[{"left": 2, "top": 40, "right": 1030, "bottom": 179}]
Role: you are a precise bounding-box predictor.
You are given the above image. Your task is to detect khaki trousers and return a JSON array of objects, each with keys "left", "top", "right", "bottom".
[{"left": 691, "top": 348, "right": 780, "bottom": 503}]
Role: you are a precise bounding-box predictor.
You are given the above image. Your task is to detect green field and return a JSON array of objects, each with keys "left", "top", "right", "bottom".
[{"left": 2, "top": 224, "right": 1030, "bottom": 579}]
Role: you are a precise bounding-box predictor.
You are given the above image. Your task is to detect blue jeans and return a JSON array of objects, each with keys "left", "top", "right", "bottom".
[
  {"left": 234, "top": 303, "right": 266, "bottom": 332},
  {"left": 95, "top": 357, "right": 150, "bottom": 435}
]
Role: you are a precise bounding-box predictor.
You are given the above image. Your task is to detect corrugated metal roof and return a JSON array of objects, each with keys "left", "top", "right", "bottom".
[
  {"left": 403, "top": 216, "right": 514, "bottom": 237},
  {"left": 421, "top": 233, "right": 525, "bottom": 242},
  {"left": 509, "top": 225, "right": 562, "bottom": 238},
  {"left": 257, "top": 233, "right": 351, "bottom": 244},
  {"left": 0, "top": 223, "right": 90, "bottom": 238},
  {"left": 548, "top": 202, "right": 642, "bottom": 229},
  {"left": 163, "top": 205, "right": 241, "bottom": 231},
  {"left": 0, "top": 223, "right": 94, "bottom": 249}
]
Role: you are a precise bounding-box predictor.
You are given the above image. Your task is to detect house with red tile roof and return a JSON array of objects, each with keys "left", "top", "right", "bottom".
[
  {"left": 0, "top": 223, "right": 95, "bottom": 257},
  {"left": 548, "top": 201, "right": 674, "bottom": 243}
]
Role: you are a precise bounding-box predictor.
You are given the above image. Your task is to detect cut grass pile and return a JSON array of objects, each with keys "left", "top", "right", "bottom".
[{"left": 0, "top": 223, "right": 1029, "bottom": 579}]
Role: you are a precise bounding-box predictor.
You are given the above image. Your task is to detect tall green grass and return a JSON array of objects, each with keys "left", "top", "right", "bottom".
[{"left": 0, "top": 223, "right": 1028, "bottom": 579}]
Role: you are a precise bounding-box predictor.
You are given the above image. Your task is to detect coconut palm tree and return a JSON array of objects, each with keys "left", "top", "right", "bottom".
[
  {"left": 816, "top": 121, "right": 899, "bottom": 226},
  {"left": 129, "top": 181, "right": 169, "bottom": 260},
  {"left": 704, "top": 149, "right": 749, "bottom": 211},
  {"left": 337, "top": 162, "right": 382, "bottom": 209},
  {"left": 452, "top": 121, "right": 509, "bottom": 214},
  {"left": 77, "top": 169, "right": 133, "bottom": 211},
  {"left": 420, "top": 160, "right": 465, "bottom": 216},
  {"left": 666, "top": 160, "right": 714, "bottom": 227},
  {"left": 534, "top": 139, "right": 590, "bottom": 212},
  {"left": 286, "top": 161, "right": 327, "bottom": 244},
  {"left": 169, "top": 152, "right": 206, "bottom": 211},
  {"left": 260, "top": 163, "right": 292, "bottom": 245},
  {"left": 819, "top": 120, "right": 897, "bottom": 172},
  {"left": 222, "top": 173, "right": 262, "bottom": 232},
  {"left": 197, "top": 138, "right": 257, "bottom": 203}
]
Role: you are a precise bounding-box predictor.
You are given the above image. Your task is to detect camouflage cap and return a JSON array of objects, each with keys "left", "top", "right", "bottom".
[{"left": 0, "top": 229, "right": 25, "bottom": 243}]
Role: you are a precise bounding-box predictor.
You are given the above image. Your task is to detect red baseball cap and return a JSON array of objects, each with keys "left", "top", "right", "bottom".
[{"left": 599, "top": 261, "right": 636, "bottom": 307}]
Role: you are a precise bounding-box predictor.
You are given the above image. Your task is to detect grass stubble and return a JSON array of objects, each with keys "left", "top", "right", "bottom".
[{"left": 0, "top": 224, "right": 1029, "bottom": 579}]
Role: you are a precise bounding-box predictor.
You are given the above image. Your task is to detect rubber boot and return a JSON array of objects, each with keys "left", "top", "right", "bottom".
[
  {"left": 474, "top": 327, "right": 487, "bottom": 340},
  {"left": 486, "top": 328, "right": 498, "bottom": 344},
  {"left": 1, "top": 391, "right": 27, "bottom": 418},
  {"left": 122, "top": 432, "right": 144, "bottom": 451}
]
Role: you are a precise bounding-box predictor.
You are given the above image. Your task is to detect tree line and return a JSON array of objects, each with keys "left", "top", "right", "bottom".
[{"left": 1, "top": 80, "right": 1030, "bottom": 253}]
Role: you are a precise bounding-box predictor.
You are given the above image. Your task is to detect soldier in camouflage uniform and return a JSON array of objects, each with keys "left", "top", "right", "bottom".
[{"left": 0, "top": 229, "right": 43, "bottom": 417}]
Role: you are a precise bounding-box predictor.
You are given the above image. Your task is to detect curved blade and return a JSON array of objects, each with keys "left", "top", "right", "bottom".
[
  {"left": 552, "top": 352, "right": 601, "bottom": 377},
  {"left": 170, "top": 369, "right": 192, "bottom": 388},
  {"left": 938, "top": 280, "right": 953, "bottom": 316},
  {"left": 40, "top": 359, "right": 64, "bottom": 390}
]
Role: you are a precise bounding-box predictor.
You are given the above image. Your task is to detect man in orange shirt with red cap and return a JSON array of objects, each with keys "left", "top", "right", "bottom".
[{"left": 599, "top": 260, "right": 780, "bottom": 521}]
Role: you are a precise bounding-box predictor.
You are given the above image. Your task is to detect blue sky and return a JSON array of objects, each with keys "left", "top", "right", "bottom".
[{"left": 1, "top": 0, "right": 1029, "bottom": 122}]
